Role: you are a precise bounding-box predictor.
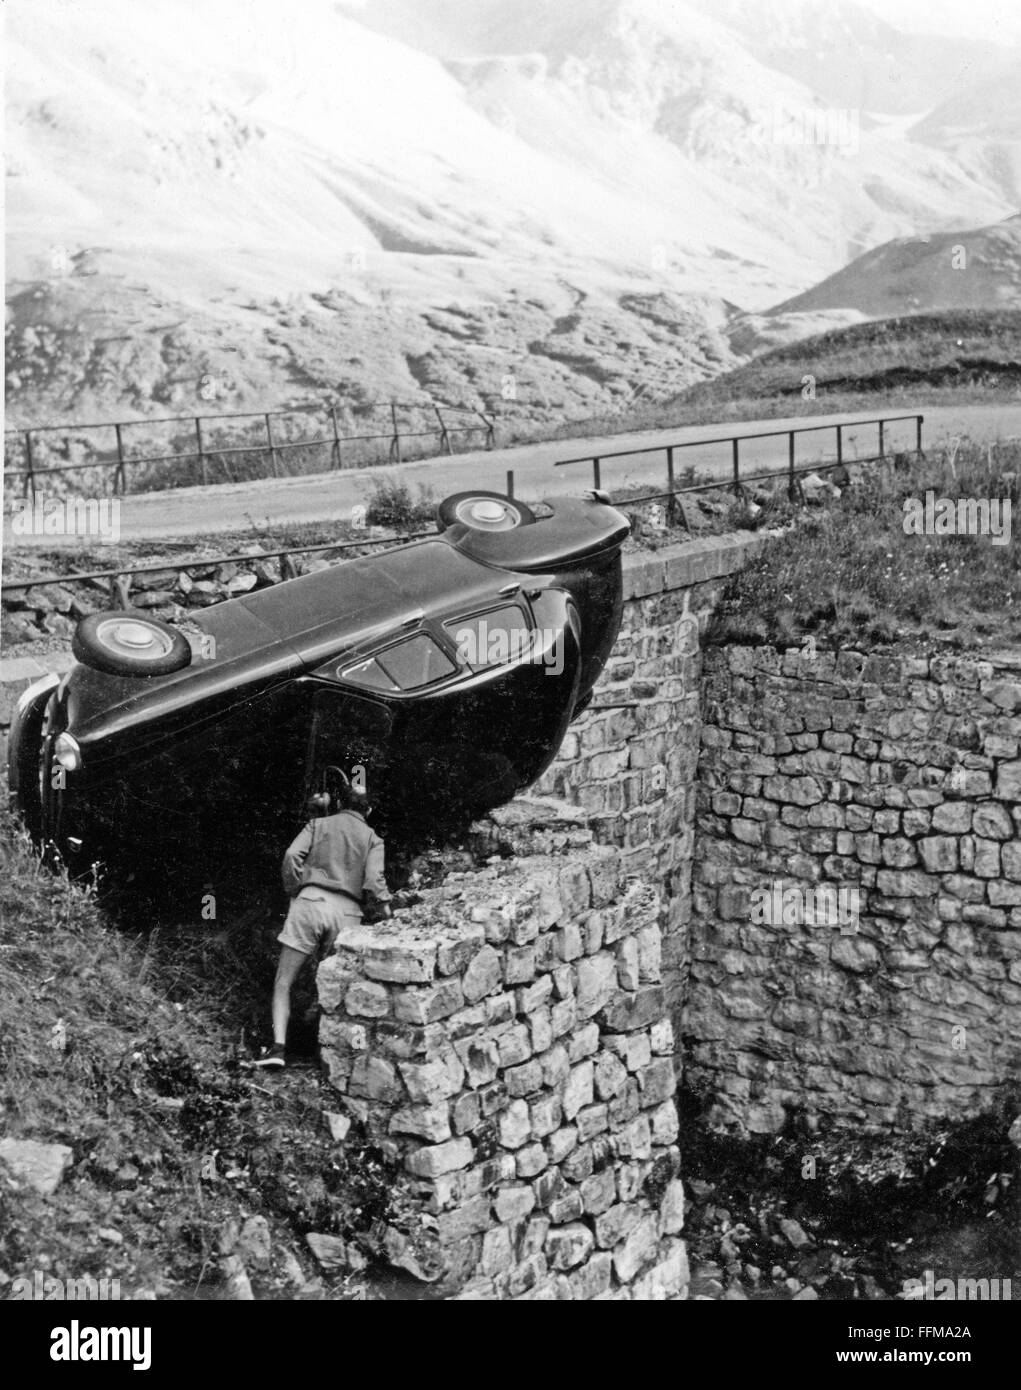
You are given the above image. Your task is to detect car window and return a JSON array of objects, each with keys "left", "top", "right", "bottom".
[
  {"left": 340, "top": 656, "right": 398, "bottom": 693},
  {"left": 445, "top": 606, "right": 532, "bottom": 669},
  {"left": 376, "top": 634, "right": 457, "bottom": 690}
]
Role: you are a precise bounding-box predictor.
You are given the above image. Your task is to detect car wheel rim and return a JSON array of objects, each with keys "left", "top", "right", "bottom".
[
  {"left": 453, "top": 497, "right": 521, "bottom": 531},
  {"left": 95, "top": 618, "right": 175, "bottom": 661}
]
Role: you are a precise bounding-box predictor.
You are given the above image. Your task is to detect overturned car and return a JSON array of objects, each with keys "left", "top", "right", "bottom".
[{"left": 8, "top": 491, "right": 629, "bottom": 885}]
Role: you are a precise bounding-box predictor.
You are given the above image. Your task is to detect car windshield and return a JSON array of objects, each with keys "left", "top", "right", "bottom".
[
  {"left": 343, "top": 633, "right": 456, "bottom": 692},
  {"left": 444, "top": 605, "right": 532, "bottom": 669}
]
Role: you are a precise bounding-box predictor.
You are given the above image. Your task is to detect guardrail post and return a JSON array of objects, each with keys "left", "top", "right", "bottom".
[
  {"left": 916, "top": 415, "right": 923, "bottom": 455},
  {"left": 836, "top": 423, "right": 843, "bottom": 468},
  {"left": 731, "top": 437, "right": 741, "bottom": 497},
  {"left": 878, "top": 419, "right": 885, "bottom": 459},
  {"left": 666, "top": 445, "right": 675, "bottom": 521},
  {"left": 475, "top": 408, "right": 495, "bottom": 450},
  {"left": 110, "top": 573, "right": 132, "bottom": 610},
  {"left": 195, "top": 417, "right": 208, "bottom": 487},
  {"left": 593, "top": 457, "right": 601, "bottom": 491},
  {"left": 24, "top": 431, "right": 37, "bottom": 505},
  {"left": 264, "top": 413, "right": 280, "bottom": 478},
  {"left": 390, "top": 403, "right": 402, "bottom": 464},
  {"left": 114, "top": 422, "right": 127, "bottom": 495},
  {"left": 506, "top": 469, "right": 515, "bottom": 499},
  {"left": 434, "top": 406, "right": 452, "bottom": 455},
  {"left": 788, "top": 430, "right": 797, "bottom": 500},
  {"left": 331, "top": 405, "right": 343, "bottom": 469}
]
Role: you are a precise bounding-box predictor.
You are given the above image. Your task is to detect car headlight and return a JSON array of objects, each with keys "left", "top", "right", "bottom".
[{"left": 53, "top": 733, "right": 82, "bottom": 773}]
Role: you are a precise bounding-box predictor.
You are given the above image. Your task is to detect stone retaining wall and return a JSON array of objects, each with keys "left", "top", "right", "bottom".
[
  {"left": 687, "top": 644, "right": 1021, "bottom": 1133},
  {"left": 316, "top": 831, "right": 686, "bottom": 1300},
  {"left": 529, "top": 533, "right": 766, "bottom": 1030}
]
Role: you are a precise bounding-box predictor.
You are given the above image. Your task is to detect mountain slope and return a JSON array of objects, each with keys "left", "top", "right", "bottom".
[
  {"left": 5, "top": 0, "right": 1020, "bottom": 428},
  {"left": 771, "top": 215, "right": 1021, "bottom": 317},
  {"left": 670, "top": 309, "right": 1021, "bottom": 410}
]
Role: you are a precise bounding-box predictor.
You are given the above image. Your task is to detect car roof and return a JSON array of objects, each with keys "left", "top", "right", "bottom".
[
  {"left": 236, "top": 539, "right": 501, "bottom": 657},
  {"left": 65, "top": 539, "right": 513, "bottom": 747}
]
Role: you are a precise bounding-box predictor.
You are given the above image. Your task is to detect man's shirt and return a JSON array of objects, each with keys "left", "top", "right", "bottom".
[{"left": 281, "top": 809, "right": 390, "bottom": 904}]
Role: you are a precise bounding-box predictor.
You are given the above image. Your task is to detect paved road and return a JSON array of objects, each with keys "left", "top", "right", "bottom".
[{"left": 6, "top": 403, "right": 1021, "bottom": 549}]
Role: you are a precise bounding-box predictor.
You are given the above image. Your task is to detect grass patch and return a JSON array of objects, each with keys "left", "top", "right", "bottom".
[
  {"left": 670, "top": 309, "right": 1021, "bottom": 414},
  {"left": 707, "top": 439, "right": 1021, "bottom": 652},
  {"left": 0, "top": 808, "right": 414, "bottom": 1300}
]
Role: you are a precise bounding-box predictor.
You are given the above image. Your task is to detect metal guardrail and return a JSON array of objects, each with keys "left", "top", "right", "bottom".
[
  {"left": 0, "top": 530, "right": 441, "bottom": 603},
  {"left": 555, "top": 413, "right": 924, "bottom": 505},
  {"left": 1, "top": 414, "right": 925, "bottom": 603},
  {"left": 3, "top": 400, "right": 496, "bottom": 501}
]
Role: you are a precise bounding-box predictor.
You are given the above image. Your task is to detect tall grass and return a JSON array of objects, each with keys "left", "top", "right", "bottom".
[{"left": 709, "top": 440, "right": 1021, "bottom": 651}]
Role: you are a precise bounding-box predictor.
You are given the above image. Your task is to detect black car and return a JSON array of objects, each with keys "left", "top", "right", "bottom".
[{"left": 8, "top": 490, "right": 629, "bottom": 883}]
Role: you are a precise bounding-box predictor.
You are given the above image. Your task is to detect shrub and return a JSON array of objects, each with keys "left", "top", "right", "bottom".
[{"left": 363, "top": 477, "right": 436, "bottom": 530}]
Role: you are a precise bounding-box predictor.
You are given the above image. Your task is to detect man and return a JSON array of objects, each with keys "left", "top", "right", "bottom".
[{"left": 253, "top": 774, "right": 391, "bottom": 1068}]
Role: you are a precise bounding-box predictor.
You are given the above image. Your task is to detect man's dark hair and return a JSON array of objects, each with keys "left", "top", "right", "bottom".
[{"left": 326, "top": 766, "right": 370, "bottom": 815}]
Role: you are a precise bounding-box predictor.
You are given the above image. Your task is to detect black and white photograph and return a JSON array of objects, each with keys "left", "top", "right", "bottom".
[{"left": 1, "top": 0, "right": 1019, "bottom": 1341}]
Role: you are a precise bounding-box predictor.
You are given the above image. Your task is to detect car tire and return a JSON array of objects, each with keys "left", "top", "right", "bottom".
[
  {"left": 8, "top": 679, "right": 56, "bottom": 840},
  {"left": 437, "top": 491, "right": 536, "bottom": 533},
  {"left": 72, "top": 612, "right": 192, "bottom": 677}
]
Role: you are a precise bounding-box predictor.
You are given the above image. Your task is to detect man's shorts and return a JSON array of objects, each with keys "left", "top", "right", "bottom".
[{"left": 278, "top": 886, "right": 361, "bottom": 957}]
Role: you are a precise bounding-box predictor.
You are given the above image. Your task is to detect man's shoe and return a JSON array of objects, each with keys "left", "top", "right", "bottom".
[{"left": 252, "top": 1044, "right": 286, "bottom": 1069}]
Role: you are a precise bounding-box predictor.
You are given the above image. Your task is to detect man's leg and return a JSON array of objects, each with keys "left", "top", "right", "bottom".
[{"left": 271, "top": 945, "right": 309, "bottom": 1047}]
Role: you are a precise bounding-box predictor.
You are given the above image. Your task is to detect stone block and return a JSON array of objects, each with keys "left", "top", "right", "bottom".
[
  {"left": 453, "top": 1036, "right": 500, "bottom": 1088},
  {"left": 399, "top": 1048, "right": 465, "bottom": 1105},
  {"left": 504, "top": 945, "right": 537, "bottom": 986},
  {"left": 394, "top": 979, "right": 465, "bottom": 1024},
  {"left": 580, "top": 1167, "right": 618, "bottom": 1216},
  {"left": 496, "top": 1024, "right": 532, "bottom": 1068},
  {"left": 516, "top": 1143, "right": 548, "bottom": 1178},
  {"left": 462, "top": 945, "right": 503, "bottom": 1003},
  {"left": 575, "top": 953, "right": 617, "bottom": 1019},
  {"left": 568, "top": 1022, "right": 601, "bottom": 1061},
  {"left": 599, "top": 986, "right": 666, "bottom": 1033},
  {"left": 405, "top": 1137, "right": 474, "bottom": 1179},
  {"left": 638, "top": 1056, "right": 676, "bottom": 1107},
  {"left": 530, "top": 1093, "right": 563, "bottom": 1139},
  {"left": 547, "top": 1126, "right": 578, "bottom": 1165},
  {"left": 498, "top": 1100, "right": 531, "bottom": 1150},
  {"left": 594, "top": 1049, "right": 629, "bottom": 1101},
  {"left": 506, "top": 1060, "right": 544, "bottom": 1098},
  {"left": 389, "top": 1103, "right": 452, "bottom": 1143},
  {"left": 612, "top": 1215, "right": 660, "bottom": 1284},
  {"left": 494, "top": 1185, "right": 536, "bottom": 1223},
  {"left": 569, "top": 1251, "right": 613, "bottom": 1300},
  {"left": 546, "top": 1222, "right": 595, "bottom": 1271},
  {"left": 348, "top": 1055, "right": 403, "bottom": 1104},
  {"left": 563, "top": 1061, "right": 595, "bottom": 1121}
]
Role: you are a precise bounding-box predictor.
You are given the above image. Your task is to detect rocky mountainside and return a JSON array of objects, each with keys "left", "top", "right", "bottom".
[
  {"left": 771, "top": 214, "right": 1021, "bottom": 317},
  {"left": 5, "top": 0, "right": 1020, "bottom": 429}
]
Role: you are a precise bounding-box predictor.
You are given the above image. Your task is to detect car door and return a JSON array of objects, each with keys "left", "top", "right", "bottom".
[{"left": 301, "top": 686, "right": 394, "bottom": 817}]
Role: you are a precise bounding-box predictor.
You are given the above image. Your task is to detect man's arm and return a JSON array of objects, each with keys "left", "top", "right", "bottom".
[
  {"left": 281, "top": 822, "right": 314, "bottom": 897},
  {"left": 363, "top": 833, "right": 392, "bottom": 908}
]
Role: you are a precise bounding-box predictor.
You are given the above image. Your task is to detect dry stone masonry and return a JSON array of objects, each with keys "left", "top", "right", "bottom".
[
  {"left": 529, "top": 534, "right": 767, "bottom": 1032},
  {"left": 688, "top": 644, "right": 1021, "bottom": 1133},
  {"left": 317, "top": 832, "right": 686, "bottom": 1300}
]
